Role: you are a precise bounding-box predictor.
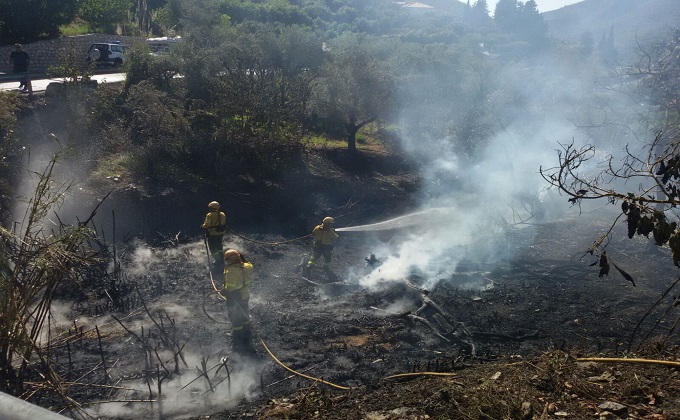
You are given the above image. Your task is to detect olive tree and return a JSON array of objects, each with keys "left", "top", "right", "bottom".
[{"left": 311, "top": 33, "right": 395, "bottom": 153}]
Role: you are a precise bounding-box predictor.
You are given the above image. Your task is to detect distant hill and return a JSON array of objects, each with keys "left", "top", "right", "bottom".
[{"left": 544, "top": 0, "right": 680, "bottom": 53}]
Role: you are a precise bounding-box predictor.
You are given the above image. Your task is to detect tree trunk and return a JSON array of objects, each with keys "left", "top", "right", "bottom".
[
  {"left": 346, "top": 124, "right": 358, "bottom": 153},
  {"left": 345, "top": 116, "right": 375, "bottom": 154}
]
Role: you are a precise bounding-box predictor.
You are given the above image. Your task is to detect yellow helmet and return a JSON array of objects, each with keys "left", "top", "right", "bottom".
[
  {"left": 224, "top": 249, "right": 241, "bottom": 263},
  {"left": 322, "top": 217, "right": 334, "bottom": 225},
  {"left": 208, "top": 201, "right": 220, "bottom": 210}
]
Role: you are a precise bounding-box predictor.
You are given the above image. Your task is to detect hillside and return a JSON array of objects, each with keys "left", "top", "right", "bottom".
[
  {"left": 3, "top": 0, "right": 680, "bottom": 416},
  {"left": 544, "top": 0, "right": 680, "bottom": 53},
  {"left": 69, "top": 171, "right": 680, "bottom": 420}
]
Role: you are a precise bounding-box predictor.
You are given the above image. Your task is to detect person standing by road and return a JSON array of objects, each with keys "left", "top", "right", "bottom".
[
  {"left": 9, "top": 44, "right": 30, "bottom": 92},
  {"left": 304, "top": 217, "right": 339, "bottom": 278},
  {"left": 222, "top": 249, "right": 256, "bottom": 355}
]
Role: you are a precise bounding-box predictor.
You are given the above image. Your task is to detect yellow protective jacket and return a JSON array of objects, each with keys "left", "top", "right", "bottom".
[
  {"left": 223, "top": 261, "right": 253, "bottom": 299},
  {"left": 312, "top": 225, "right": 338, "bottom": 246},
  {"left": 201, "top": 211, "right": 226, "bottom": 236}
]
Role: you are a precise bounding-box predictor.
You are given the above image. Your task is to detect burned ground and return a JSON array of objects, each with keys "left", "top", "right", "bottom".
[
  {"left": 200, "top": 211, "right": 680, "bottom": 420},
  {"left": 16, "top": 147, "right": 680, "bottom": 419}
]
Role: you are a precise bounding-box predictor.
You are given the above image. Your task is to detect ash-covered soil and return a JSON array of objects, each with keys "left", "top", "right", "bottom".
[
  {"left": 200, "top": 211, "right": 680, "bottom": 420},
  {"left": 42, "top": 207, "right": 680, "bottom": 420},
  {"left": 23, "top": 148, "right": 680, "bottom": 420}
]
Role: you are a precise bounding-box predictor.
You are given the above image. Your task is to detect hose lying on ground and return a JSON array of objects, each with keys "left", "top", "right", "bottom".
[
  {"left": 576, "top": 357, "right": 680, "bottom": 368},
  {"left": 260, "top": 339, "right": 351, "bottom": 390},
  {"left": 202, "top": 290, "right": 229, "bottom": 324},
  {"left": 383, "top": 372, "right": 460, "bottom": 380}
]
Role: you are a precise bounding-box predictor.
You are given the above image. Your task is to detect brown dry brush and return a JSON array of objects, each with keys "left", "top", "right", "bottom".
[{"left": 0, "top": 150, "right": 106, "bottom": 415}]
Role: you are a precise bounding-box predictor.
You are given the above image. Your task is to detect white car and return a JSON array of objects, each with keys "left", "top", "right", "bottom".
[
  {"left": 86, "top": 42, "right": 128, "bottom": 68},
  {"left": 147, "top": 36, "right": 182, "bottom": 55}
]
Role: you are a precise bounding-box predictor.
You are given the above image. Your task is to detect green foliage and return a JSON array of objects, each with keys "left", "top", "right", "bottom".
[
  {"left": 208, "top": 114, "right": 305, "bottom": 180},
  {"left": 121, "top": 82, "right": 190, "bottom": 178},
  {"left": 219, "top": 0, "right": 268, "bottom": 23},
  {"left": 494, "top": 0, "right": 548, "bottom": 51},
  {"left": 46, "top": 48, "right": 96, "bottom": 83},
  {"left": 597, "top": 26, "right": 619, "bottom": 65},
  {"left": 311, "top": 33, "right": 396, "bottom": 152},
  {"left": 79, "top": 0, "right": 663, "bottom": 181},
  {"left": 464, "top": 0, "right": 492, "bottom": 28},
  {"left": 0, "top": 0, "right": 80, "bottom": 42},
  {"left": 262, "top": 0, "right": 311, "bottom": 25},
  {"left": 80, "top": 0, "right": 133, "bottom": 33},
  {"left": 579, "top": 31, "right": 595, "bottom": 57},
  {"left": 124, "top": 43, "right": 153, "bottom": 88},
  {"left": 0, "top": 93, "right": 21, "bottom": 142},
  {"left": 58, "top": 19, "right": 90, "bottom": 36},
  {"left": 155, "top": 0, "right": 182, "bottom": 32},
  {"left": 124, "top": 42, "right": 182, "bottom": 90},
  {"left": 0, "top": 92, "right": 24, "bottom": 224},
  {"left": 494, "top": 0, "right": 518, "bottom": 32},
  {"left": 215, "top": 23, "right": 323, "bottom": 118}
]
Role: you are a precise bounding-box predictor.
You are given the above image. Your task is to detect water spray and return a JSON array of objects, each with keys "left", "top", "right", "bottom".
[{"left": 335, "top": 207, "right": 455, "bottom": 232}]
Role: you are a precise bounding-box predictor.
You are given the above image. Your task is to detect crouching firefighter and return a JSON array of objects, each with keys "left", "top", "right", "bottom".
[
  {"left": 223, "top": 249, "right": 256, "bottom": 355},
  {"left": 201, "top": 201, "right": 227, "bottom": 276},
  {"left": 304, "top": 217, "right": 338, "bottom": 278}
]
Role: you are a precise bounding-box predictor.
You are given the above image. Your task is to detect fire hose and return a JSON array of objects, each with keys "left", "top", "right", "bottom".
[
  {"left": 203, "top": 237, "right": 259, "bottom": 326},
  {"left": 260, "top": 339, "right": 351, "bottom": 390},
  {"left": 202, "top": 227, "right": 312, "bottom": 323},
  {"left": 225, "top": 226, "right": 311, "bottom": 246},
  {"left": 204, "top": 237, "right": 226, "bottom": 300}
]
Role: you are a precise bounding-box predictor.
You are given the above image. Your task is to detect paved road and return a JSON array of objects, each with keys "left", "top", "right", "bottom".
[{"left": 0, "top": 72, "right": 125, "bottom": 93}]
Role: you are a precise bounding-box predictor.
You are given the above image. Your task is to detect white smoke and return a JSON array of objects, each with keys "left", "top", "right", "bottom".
[
  {"left": 89, "top": 351, "right": 261, "bottom": 419},
  {"left": 356, "top": 55, "right": 634, "bottom": 290}
]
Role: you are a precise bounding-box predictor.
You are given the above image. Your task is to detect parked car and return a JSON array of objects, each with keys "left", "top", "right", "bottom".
[
  {"left": 147, "top": 36, "right": 182, "bottom": 55},
  {"left": 86, "top": 42, "right": 128, "bottom": 68}
]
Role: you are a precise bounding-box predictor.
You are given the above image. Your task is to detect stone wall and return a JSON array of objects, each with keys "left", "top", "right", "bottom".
[{"left": 1, "top": 34, "right": 143, "bottom": 73}]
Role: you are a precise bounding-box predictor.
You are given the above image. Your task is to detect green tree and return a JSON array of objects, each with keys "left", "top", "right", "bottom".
[
  {"left": 312, "top": 33, "right": 394, "bottom": 153},
  {"left": 150, "top": 18, "right": 317, "bottom": 178},
  {"left": 473, "top": 0, "right": 490, "bottom": 16},
  {"left": 597, "top": 26, "right": 618, "bottom": 65},
  {"left": 172, "top": 0, "right": 229, "bottom": 103},
  {"left": 0, "top": 0, "right": 80, "bottom": 42},
  {"left": 516, "top": 0, "right": 547, "bottom": 49},
  {"left": 261, "top": 0, "right": 310, "bottom": 25},
  {"left": 80, "top": 0, "right": 133, "bottom": 32},
  {"left": 493, "top": 0, "right": 518, "bottom": 33},
  {"left": 133, "top": 0, "right": 169, "bottom": 34},
  {"left": 155, "top": 0, "right": 183, "bottom": 33},
  {"left": 579, "top": 31, "right": 594, "bottom": 57},
  {"left": 213, "top": 23, "right": 323, "bottom": 131},
  {"left": 467, "top": 0, "right": 491, "bottom": 27}
]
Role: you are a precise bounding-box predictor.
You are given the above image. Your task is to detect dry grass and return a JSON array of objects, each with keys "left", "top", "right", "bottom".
[
  {"left": 250, "top": 348, "right": 680, "bottom": 420},
  {"left": 0, "top": 149, "right": 104, "bottom": 414}
]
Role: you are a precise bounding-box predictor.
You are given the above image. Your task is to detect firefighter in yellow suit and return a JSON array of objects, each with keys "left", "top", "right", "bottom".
[
  {"left": 304, "top": 217, "right": 338, "bottom": 277},
  {"left": 223, "top": 249, "right": 255, "bottom": 355},
  {"left": 201, "top": 201, "right": 227, "bottom": 279}
]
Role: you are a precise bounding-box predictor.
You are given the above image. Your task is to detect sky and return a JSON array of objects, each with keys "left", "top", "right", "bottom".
[{"left": 472, "top": 0, "right": 584, "bottom": 13}]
